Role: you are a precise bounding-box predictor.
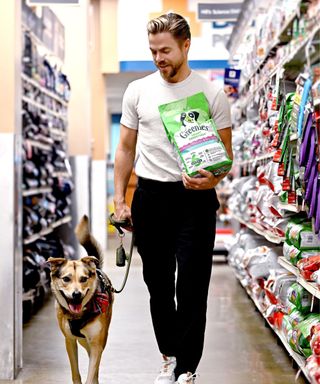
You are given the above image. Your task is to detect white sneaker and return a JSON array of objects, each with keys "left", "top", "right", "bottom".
[
  {"left": 176, "top": 372, "right": 198, "bottom": 383},
  {"left": 154, "top": 356, "right": 177, "bottom": 384}
]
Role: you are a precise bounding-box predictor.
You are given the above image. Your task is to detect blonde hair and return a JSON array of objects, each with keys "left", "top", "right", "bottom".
[{"left": 147, "top": 13, "right": 191, "bottom": 42}]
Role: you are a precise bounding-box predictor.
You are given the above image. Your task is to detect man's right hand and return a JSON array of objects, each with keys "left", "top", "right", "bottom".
[{"left": 113, "top": 201, "right": 133, "bottom": 231}]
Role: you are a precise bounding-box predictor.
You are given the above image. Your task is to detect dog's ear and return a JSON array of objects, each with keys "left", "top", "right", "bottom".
[
  {"left": 193, "top": 111, "right": 199, "bottom": 120},
  {"left": 81, "top": 256, "right": 99, "bottom": 270},
  {"left": 47, "top": 257, "right": 66, "bottom": 274}
]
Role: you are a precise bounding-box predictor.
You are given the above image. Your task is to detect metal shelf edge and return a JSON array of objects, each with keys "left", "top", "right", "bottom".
[{"left": 23, "top": 215, "right": 72, "bottom": 245}]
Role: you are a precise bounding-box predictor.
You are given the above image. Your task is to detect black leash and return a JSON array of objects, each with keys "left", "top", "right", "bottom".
[{"left": 109, "top": 213, "right": 135, "bottom": 294}]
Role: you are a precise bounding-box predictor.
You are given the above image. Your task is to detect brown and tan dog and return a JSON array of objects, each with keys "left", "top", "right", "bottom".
[{"left": 48, "top": 215, "right": 114, "bottom": 384}]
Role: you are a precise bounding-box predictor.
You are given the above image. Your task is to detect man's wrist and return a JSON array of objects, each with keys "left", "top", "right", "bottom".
[{"left": 114, "top": 197, "right": 126, "bottom": 206}]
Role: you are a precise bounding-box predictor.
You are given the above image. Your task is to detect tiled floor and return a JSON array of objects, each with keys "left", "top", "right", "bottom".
[{"left": 7, "top": 241, "right": 307, "bottom": 384}]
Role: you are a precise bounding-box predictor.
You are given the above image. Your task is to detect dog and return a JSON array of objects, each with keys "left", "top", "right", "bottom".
[
  {"left": 180, "top": 110, "right": 199, "bottom": 127},
  {"left": 48, "top": 215, "right": 114, "bottom": 384}
]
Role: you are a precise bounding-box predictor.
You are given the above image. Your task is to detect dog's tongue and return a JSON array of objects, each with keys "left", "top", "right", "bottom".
[{"left": 69, "top": 303, "right": 82, "bottom": 314}]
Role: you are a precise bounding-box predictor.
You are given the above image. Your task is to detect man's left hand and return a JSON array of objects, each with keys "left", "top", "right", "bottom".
[{"left": 182, "top": 169, "right": 221, "bottom": 190}]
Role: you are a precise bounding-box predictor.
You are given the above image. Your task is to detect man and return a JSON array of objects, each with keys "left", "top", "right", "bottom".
[{"left": 114, "top": 13, "right": 232, "bottom": 384}]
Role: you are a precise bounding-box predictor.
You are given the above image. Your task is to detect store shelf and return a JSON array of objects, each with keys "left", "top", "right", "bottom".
[
  {"left": 49, "top": 127, "right": 67, "bottom": 139},
  {"left": 229, "top": 211, "right": 285, "bottom": 244},
  {"left": 22, "top": 95, "right": 67, "bottom": 121},
  {"left": 235, "top": 270, "right": 312, "bottom": 383},
  {"left": 22, "top": 187, "right": 52, "bottom": 197},
  {"left": 278, "top": 256, "right": 299, "bottom": 275},
  {"left": 51, "top": 215, "right": 72, "bottom": 229},
  {"left": 238, "top": 276, "right": 313, "bottom": 383},
  {"left": 279, "top": 202, "right": 302, "bottom": 213},
  {"left": 23, "top": 215, "right": 72, "bottom": 245},
  {"left": 21, "top": 73, "right": 68, "bottom": 107},
  {"left": 275, "top": 326, "right": 311, "bottom": 383},
  {"left": 240, "top": 24, "right": 320, "bottom": 106},
  {"left": 239, "top": 9, "right": 298, "bottom": 92},
  {"left": 52, "top": 171, "right": 71, "bottom": 178},
  {"left": 26, "top": 139, "right": 51, "bottom": 152},
  {"left": 278, "top": 257, "right": 320, "bottom": 300},
  {"left": 238, "top": 152, "right": 275, "bottom": 167}
]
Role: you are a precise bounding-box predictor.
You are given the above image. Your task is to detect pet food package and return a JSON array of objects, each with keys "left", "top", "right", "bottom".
[
  {"left": 286, "top": 221, "right": 320, "bottom": 250},
  {"left": 287, "top": 282, "right": 312, "bottom": 314},
  {"left": 158, "top": 92, "right": 232, "bottom": 177},
  {"left": 295, "top": 314, "right": 320, "bottom": 357},
  {"left": 283, "top": 241, "right": 320, "bottom": 265}
]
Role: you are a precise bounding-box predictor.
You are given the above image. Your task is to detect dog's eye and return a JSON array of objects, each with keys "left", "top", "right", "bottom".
[
  {"left": 62, "top": 276, "right": 71, "bottom": 283},
  {"left": 79, "top": 276, "right": 88, "bottom": 283}
]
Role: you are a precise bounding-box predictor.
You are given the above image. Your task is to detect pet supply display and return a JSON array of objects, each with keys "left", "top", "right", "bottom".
[
  {"left": 295, "top": 314, "right": 320, "bottom": 357},
  {"left": 283, "top": 240, "right": 320, "bottom": 265},
  {"left": 20, "top": 21, "right": 74, "bottom": 322},
  {"left": 158, "top": 92, "right": 232, "bottom": 177},
  {"left": 297, "top": 255, "right": 320, "bottom": 281},
  {"left": 287, "top": 282, "right": 312, "bottom": 314},
  {"left": 223, "top": 0, "right": 320, "bottom": 379},
  {"left": 272, "top": 274, "right": 297, "bottom": 306},
  {"left": 286, "top": 221, "right": 320, "bottom": 250}
]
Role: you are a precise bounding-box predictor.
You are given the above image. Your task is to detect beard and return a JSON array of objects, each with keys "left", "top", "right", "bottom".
[{"left": 157, "top": 59, "right": 184, "bottom": 81}]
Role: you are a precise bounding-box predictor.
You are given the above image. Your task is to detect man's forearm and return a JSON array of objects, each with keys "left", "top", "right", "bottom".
[{"left": 114, "top": 148, "right": 135, "bottom": 206}]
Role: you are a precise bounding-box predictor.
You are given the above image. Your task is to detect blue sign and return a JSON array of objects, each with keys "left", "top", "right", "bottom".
[{"left": 224, "top": 68, "right": 241, "bottom": 98}]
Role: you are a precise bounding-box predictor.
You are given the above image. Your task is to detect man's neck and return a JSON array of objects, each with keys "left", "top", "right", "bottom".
[{"left": 165, "top": 66, "right": 191, "bottom": 84}]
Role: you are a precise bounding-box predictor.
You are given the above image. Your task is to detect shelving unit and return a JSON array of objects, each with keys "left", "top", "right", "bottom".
[
  {"left": 21, "top": 73, "right": 68, "bottom": 107},
  {"left": 21, "top": 9, "right": 74, "bottom": 324},
  {"left": 278, "top": 257, "right": 320, "bottom": 300},
  {"left": 23, "top": 215, "right": 72, "bottom": 245},
  {"left": 22, "top": 187, "right": 52, "bottom": 197},
  {"left": 236, "top": 272, "right": 312, "bottom": 383},
  {"left": 226, "top": 0, "right": 320, "bottom": 382},
  {"left": 229, "top": 211, "right": 285, "bottom": 244},
  {"left": 26, "top": 139, "right": 52, "bottom": 152},
  {"left": 240, "top": 24, "right": 320, "bottom": 99},
  {"left": 238, "top": 9, "right": 300, "bottom": 93},
  {"left": 22, "top": 95, "right": 68, "bottom": 120}
]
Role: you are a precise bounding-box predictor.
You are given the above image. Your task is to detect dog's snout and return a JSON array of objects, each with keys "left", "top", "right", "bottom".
[{"left": 72, "top": 291, "right": 82, "bottom": 301}]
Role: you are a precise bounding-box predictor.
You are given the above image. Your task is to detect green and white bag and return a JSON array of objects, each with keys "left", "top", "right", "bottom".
[{"left": 158, "top": 92, "right": 232, "bottom": 177}]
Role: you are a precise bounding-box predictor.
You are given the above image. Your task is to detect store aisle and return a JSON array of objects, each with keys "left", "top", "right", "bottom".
[{"left": 9, "top": 244, "right": 306, "bottom": 384}]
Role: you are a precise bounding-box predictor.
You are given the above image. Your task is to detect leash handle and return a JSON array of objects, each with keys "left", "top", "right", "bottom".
[{"left": 109, "top": 213, "right": 133, "bottom": 235}]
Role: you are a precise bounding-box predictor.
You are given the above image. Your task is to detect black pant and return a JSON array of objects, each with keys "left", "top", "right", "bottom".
[{"left": 131, "top": 177, "right": 219, "bottom": 378}]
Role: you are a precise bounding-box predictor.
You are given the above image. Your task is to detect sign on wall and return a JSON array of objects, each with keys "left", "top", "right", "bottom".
[
  {"left": 197, "top": 2, "right": 243, "bottom": 22},
  {"left": 117, "top": 0, "right": 231, "bottom": 71},
  {"left": 27, "top": 0, "right": 79, "bottom": 4}
]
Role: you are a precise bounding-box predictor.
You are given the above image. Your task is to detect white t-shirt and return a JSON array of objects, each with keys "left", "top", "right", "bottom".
[{"left": 120, "top": 70, "right": 231, "bottom": 182}]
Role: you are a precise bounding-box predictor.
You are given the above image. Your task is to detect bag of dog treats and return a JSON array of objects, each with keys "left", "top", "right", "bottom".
[{"left": 158, "top": 92, "right": 232, "bottom": 177}]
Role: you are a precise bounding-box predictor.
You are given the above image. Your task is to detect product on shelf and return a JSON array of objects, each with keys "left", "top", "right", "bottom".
[
  {"left": 287, "top": 282, "right": 313, "bottom": 314},
  {"left": 297, "top": 255, "right": 320, "bottom": 281},
  {"left": 283, "top": 241, "right": 319, "bottom": 265},
  {"left": 22, "top": 236, "right": 75, "bottom": 323}
]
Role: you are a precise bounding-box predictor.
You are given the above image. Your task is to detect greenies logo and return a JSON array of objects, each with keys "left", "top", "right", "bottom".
[{"left": 180, "top": 111, "right": 199, "bottom": 126}]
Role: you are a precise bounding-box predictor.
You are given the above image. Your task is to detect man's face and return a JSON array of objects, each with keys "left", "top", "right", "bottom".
[{"left": 148, "top": 32, "right": 190, "bottom": 83}]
